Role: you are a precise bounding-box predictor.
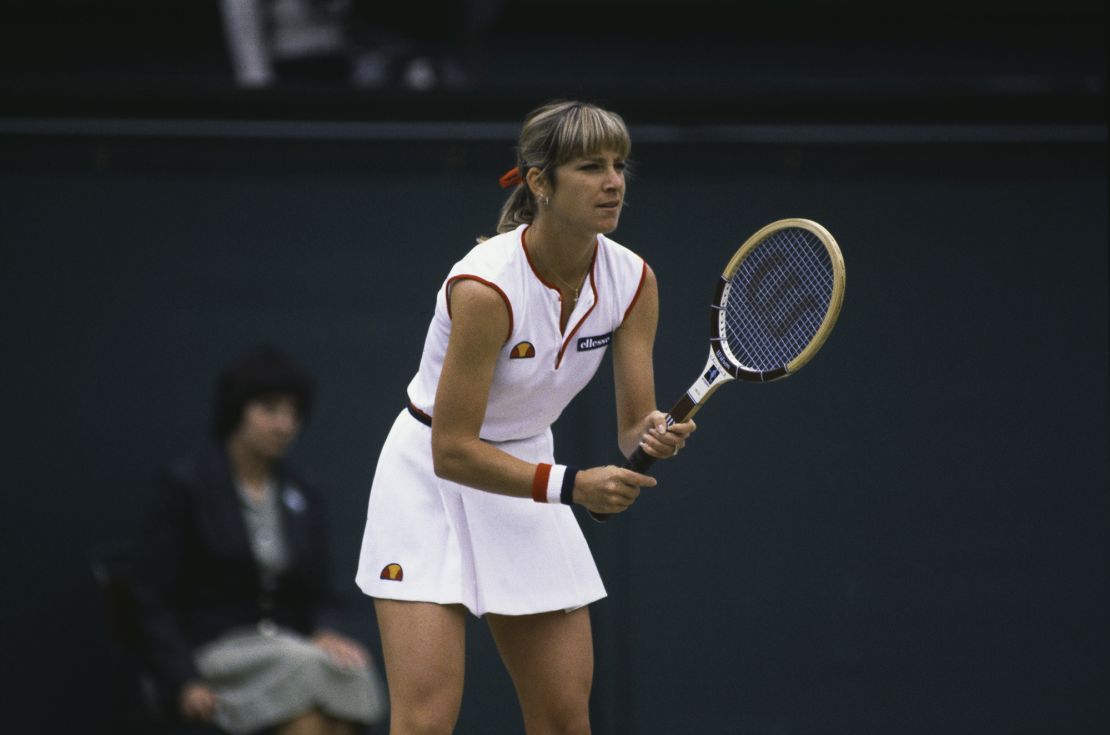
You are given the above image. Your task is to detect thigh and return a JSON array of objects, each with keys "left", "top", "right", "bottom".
[
  {"left": 486, "top": 607, "right": 593, "bottom": 728},
  {"left": 374, "top": 599, "right": 468, "bottom": 723}
]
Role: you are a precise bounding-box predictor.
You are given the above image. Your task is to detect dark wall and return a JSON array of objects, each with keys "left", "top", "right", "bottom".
[{"left": 1, "top": 129, "right": 1106, "bottom": 734}]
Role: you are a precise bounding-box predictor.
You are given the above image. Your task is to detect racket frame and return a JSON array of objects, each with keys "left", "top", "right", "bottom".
[
  {"left": 667, "top": 218, "right": 845, "bottom": 425},
  {"left": 591, "top": 217, "right": 845, "bottom": 521},
  {"left": 713, "top": 217, "right": 845, "bottom": 383}
]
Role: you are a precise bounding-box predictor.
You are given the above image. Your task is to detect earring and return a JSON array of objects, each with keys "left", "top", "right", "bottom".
[{"left": 542, "top": 196, "right": 550, "bottom": 206}]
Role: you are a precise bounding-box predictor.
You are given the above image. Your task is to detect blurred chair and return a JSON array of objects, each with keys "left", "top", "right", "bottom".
[{"left": 91, "top": 545, "right": 223, "bottom": 735}]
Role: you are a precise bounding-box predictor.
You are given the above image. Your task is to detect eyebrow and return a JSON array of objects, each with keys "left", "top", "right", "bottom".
[{"left": 579, "top": 154, "right": 624, "bottom": 163}]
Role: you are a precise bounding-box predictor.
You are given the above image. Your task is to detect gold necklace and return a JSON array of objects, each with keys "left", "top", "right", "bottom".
[{"left": 537, "top": 247, "right": 586, "bottom": 304}]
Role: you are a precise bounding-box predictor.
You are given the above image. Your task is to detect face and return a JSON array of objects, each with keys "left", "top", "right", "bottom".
[
  {"left": 540, "top": 149, "right": 626, "bottom": 236},
  {"left": 232, "top": 394, "right": 302, "bottom": 461}
]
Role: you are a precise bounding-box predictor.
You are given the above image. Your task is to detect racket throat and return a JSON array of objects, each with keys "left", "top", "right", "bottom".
[{"left": 676, "top": 351, "right": 735, "bottom": 420}]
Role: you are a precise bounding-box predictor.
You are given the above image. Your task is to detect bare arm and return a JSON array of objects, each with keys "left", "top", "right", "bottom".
[
  {"left": 612, "top": 265, "right": 696, "bottom": 460},
  {"left": 430, "top": 278, "right": 536, "bottom": 494},
  {"left": 431, "top": 278, "right": 655, "bottom": 514}
]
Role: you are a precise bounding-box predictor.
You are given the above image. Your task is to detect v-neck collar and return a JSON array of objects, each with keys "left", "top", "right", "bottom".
[{"left": 519, "top": 227, "right": 602, "bottom": 368}]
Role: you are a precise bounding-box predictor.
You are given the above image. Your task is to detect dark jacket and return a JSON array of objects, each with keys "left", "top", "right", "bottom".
[{"left": 130, "top": 445, "right": 349, "bottom": 704}]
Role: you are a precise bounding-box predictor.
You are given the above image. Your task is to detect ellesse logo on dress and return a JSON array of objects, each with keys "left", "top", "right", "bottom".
[
  {"left": 380, "top": 563, "right": 404, "bottom": 581},
  {"left": 577, "top": 332, "right": 612, "bottom": 351},
  {"left": 510, "top": 341, "right": 536, "bottom": 359}
]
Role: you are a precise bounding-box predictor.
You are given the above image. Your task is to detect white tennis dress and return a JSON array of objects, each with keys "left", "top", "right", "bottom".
[{"left": 356, "top": 224, "right": 648, "bottom": 616}]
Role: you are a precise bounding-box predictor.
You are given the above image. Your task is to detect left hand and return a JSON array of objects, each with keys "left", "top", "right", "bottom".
[
  {"left": 638, "top": 410, "right": 696, "bottom": 460},
  {"left": 179, "top": 681, "right": 220, "bottom": 723},
  {"left": 312, "top": 629, "right": 371, "bottom": 670}
]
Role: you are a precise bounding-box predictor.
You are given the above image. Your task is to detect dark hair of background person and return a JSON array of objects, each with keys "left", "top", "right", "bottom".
[{"left": 211, "top": 344, "right": 314, "bottom": 441}]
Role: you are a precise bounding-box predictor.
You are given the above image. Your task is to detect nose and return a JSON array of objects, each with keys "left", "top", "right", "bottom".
[{"left": 604, "top": 165, "right": 623, "bottom": 190}]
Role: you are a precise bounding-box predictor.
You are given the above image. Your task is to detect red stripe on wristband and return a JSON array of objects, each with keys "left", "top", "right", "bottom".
[{"left": 532, "top": 463, "right": 553, "bottom": 503}]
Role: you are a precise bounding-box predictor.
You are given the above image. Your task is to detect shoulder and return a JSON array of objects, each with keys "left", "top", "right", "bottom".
[
  {"left": 163, "top": 443, "right": 230, "bottom": 484},
  {"left": 443, "top": 228, "right": 523, "bottom": 336},
  {"left": 596, "top": 234, "right": 651, "bottom": 306},
  {"left": 147, "top": 454, "right": 208, "bottom": 518},
  {"left": 449, "top": 227, "right": 525, "bottom": 282},
  {"left": 444, "top": 276, "right": 514, "bottom": 346},
  {"left": 449, "top": 276, "right": 512, "bottom": 307},
  {"left": 598, "top": 233, "right": 640, "bottom": 260},
  {"left": 597, "top": 234, "right": 648, "bottom": 278}
]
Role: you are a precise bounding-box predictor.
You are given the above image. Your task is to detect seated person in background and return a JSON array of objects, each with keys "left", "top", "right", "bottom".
[{"left": 131, "top": 345, "right": 386, "bottom": 735}]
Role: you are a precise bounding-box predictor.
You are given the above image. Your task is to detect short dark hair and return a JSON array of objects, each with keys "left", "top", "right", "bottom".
[{"left": 211, "top": 345, "right": 314, "bottom": 441}]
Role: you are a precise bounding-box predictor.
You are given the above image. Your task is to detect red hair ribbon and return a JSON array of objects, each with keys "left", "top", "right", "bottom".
[{"left": 499, "top": 166, "right": 523, "bottom": 188}]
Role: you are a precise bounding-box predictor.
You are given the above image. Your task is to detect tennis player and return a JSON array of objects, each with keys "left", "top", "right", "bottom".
[{"left": 356, "top": 100, "right": 695, "bottom": 734}]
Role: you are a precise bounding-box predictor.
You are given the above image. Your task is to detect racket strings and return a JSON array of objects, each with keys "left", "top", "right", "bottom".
[{"left": 722, "top": 228, "right": 834, "bottom": 372}]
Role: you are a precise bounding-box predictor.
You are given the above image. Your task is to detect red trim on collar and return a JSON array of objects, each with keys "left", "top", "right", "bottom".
[
  {"left": 520, "top": 228, "right": 604, "bottom": 368},
  {"left": 555, "top": 266, "right": 599, "bottom": 369},
  {"left": 521, "top": 227, "right": 599, "bottom": 305},
  {"left": 521, "top": 226, "right": 559, "bottom": 294}
]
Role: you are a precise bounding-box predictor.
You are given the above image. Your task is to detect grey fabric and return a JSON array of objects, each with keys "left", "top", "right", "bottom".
[
  {"left": 236, "top": 480, "right": 289, "bottom": 589},
  {"left": 195, "top": 626, "right": 388, "bottom": 734}
]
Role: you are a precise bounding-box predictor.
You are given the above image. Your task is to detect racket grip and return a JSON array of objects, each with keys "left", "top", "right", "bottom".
[
  {"left": 623, "top": 445, "right": 659, "bottom": 474},
  {"left": 588, "top": 447, "right": 659, "bottom": 523}
]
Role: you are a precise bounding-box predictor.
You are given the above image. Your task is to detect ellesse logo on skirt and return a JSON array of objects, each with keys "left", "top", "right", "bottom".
[{"left": 380, "top": 563, "right": 404, "bottom": 581}]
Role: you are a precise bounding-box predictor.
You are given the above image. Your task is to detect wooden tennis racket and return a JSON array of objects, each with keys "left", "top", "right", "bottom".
[{"left": 592, "top": 217, "right": 846, "bottom": 521}]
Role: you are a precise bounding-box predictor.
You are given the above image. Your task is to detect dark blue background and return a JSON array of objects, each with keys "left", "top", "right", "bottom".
[{"left": 1, "top": 2, "right": 1105, "bottom": 733}]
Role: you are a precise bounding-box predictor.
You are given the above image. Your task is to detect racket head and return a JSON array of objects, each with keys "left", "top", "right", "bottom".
[{"left": 711, "top": 218, "right": 845, "bottom": 381}]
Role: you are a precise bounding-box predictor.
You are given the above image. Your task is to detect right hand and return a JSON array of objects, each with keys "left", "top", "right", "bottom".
[
  {"left": 180, "top": 680, "right": 219, "bottom": 723},
  {"left": 572, "top": 465, "right": 656, "bottom": 514}
]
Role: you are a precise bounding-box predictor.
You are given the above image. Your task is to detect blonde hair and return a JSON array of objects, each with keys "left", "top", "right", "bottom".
[{"left": 495, "top": 100, "right": 631, "bottom": 234}]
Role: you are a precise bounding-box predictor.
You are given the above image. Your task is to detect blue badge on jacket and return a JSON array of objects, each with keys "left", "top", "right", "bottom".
[{"left": 283, "top": 486, "right": 307, "bottom": 513}]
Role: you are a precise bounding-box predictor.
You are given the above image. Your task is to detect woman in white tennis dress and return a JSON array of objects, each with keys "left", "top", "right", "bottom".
[{"left": 356, "top": 100, "right": 696, "bottom": 734}]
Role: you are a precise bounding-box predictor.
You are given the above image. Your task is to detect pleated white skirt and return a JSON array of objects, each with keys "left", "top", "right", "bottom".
[{"left": 355, "top": 410, "right": 606, "bottom": 617}]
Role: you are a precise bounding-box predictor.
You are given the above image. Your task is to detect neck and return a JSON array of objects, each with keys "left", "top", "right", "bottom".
[
  {"left": 226, "top": 437, "right": 273, "bottom": 492},
  {"left": 526, "top": 220, "right": 596, "bottom": 288}
]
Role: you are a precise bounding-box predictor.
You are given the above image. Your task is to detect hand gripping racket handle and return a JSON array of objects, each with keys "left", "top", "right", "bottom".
[
  {"left": 586, "top": 440, "right": 662, "bottom": 523},
  {"left": 586, "top": 444, "right": 660, "bottom": 523},
  {"left": 588, "top": 394, "right": 697, "bottom": 523},
  {"left": 623, "top": 444, "right": 660, "bottom": 474}
]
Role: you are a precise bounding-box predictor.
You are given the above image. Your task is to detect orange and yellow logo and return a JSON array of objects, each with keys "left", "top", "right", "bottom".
[
  {"left": 510, "top": 341, "right": 536, "bottom": 359},
  {"left": 380, "top": 563, "right": 404, "bottom": 581}
]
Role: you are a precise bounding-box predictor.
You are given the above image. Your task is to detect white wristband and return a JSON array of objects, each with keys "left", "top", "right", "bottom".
[{"left": 545, "top": 464, "right": 567, "bottom": 504}]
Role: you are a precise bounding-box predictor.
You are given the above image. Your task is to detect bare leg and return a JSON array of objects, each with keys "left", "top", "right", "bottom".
[
  {"left": 278, "top": 711, "right": 357, "bottom": 735},
  {"left": 322, "top": 717, "right": 357, "bottom": 735},
  {"left": 374, "top": 599, "right": 468, "bottom": 735},
  {"left": 486, "top": 607, "right": 593, "bottom": 735},
  {"left": 274, "top": 708, "right": 330, "bottom": 735}
]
